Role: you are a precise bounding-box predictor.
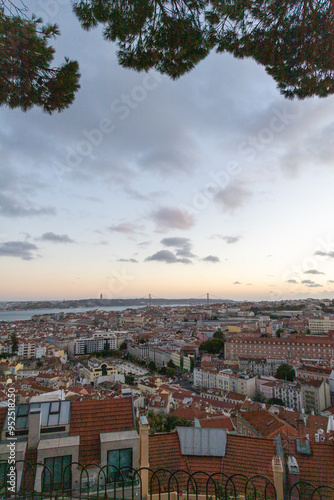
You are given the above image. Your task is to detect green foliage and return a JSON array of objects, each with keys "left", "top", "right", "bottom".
[
  {"left": 73, "top": 0, "right": 334, "bottom": 99},
  {"left": 167, "top": 359, "right": 175, "bottom": 368},
  {"left": 276, "top": 328, "right": 284, "bottom": 338},
  {"left": 120, "top": 341, "right": 127, "bottom": 350},
  {"left": 159, "top": 366, "right": 167, "bottom": 375},
  {"left": 275, "top": 363, "right": 295, "bottom": 382},
  {"left": 166, "top": 367, "right": 176, "bottom": 378},
  {"left": 148, "top": 360, "right": 157, "bottom": 372},
  {"left": 199, "top": 338, "right": 224, "bottom": 354},
  {"left": 10, "top": 332, "right": 18, "bottom": 354},
  {"left": 125, "top": 374, "right": 135, "bottom": 385},
  {"left": 147, "top": 411, "right": 192, "bottom": 434},
  {"left": 213, "top": 329, "right": 225, "bottom": 339},
  {"left": 0, "top": 5, "right": 80, "bottom": 112},
  {"left": 267, "top": 397, "right": 285, "bottom": 406}
]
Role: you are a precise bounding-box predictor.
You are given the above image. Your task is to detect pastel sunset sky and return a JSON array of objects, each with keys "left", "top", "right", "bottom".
[{"left": 1, "top": 1, "right": 334, "bottom": 301}]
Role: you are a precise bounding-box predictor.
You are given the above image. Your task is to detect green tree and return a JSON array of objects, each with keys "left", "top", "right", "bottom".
[
  {"left": 0, "top": 2, "right": 80, "bottom": 112},
  {"left": 10, "top": 332, "right": 18, "bottom": 354},
  {"left": 213, "top": 330, "right": 225, "bottom": 339},
  {"left": 276, "top": 328, "right": 284, "bottom": 338},
  {"left": 125, "top": 374, "right": 135, "bottom": 385},
  {"left": 147, "top": 411, "right": 192, "bottom": 434},
  {"left": 167, "top": 359, "right": 175, "bottom": 368},
  {"left": 73, "top": 0, "right": 334, "bottom": 99},
  {"left": 267, "top": 397, "right": 285, "bottom": 406},
  {"left": 275, "top": 363, "right": 295, "bottom": 382},
  {"left": 199, "top": 338, "right": 225, "bottom": 354},
  {"left": 166, "top": 367, "right": 176, "bottom": 378},
  {"left": 148, "top": 360, "right": 157, "bottom": 372}
]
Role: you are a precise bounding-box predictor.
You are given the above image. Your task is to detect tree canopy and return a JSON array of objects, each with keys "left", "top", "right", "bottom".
[
  {"left": 0, "top": 1, "right": 80, "bottom": 112},
  {"left": 1, "top": 0, "right": 334, "bottom": 113},
  {"left": 199, "top": 338, "right": 225, "bottom": 354},
  {"left": 73, "top": 0, "right": 334, "bottom": 100},
  {"left": 275, "top": 363, "right": 295, "bottom": 382}
]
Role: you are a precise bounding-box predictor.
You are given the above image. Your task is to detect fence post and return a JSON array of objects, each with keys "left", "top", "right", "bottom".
[
  {"left": 272, "top": 456, "right": 284, "bottom": 500},
  {"left": 139, "top": 416, "right": 150, "bottom": 499}
]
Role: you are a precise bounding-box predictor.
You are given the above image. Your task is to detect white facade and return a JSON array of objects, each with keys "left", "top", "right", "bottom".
[{"left": 68, "top": 335, "right": 117, "bottom": 355}]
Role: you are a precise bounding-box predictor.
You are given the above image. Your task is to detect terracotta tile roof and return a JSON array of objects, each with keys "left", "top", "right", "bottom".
[
  {"left": 198, "top": 416, "right": 235, "bottom": 432},
  {"left": 170, "top": 407, "right": 207, "bottom": 421},
  {"left": 283, "top": 437, "right": 334, "bottom": 488},
  {"left": 69, "top": 397, "right": 135, "bottom": 465},
  {"left": 240, "top": 410, "right": 296, "bottom": 438},
  {"left": 148, "top": 431, "right": 276, "bottom": 495}
]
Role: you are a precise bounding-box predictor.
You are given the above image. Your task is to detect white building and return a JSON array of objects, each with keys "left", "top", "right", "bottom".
[{"left": 68, "top": 334, "right": 117, "bottom": 356}]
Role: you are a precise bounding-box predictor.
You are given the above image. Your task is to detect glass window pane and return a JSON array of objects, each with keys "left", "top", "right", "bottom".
[{"left": 50, "top": 402, "right": 60, "bottom": 413}]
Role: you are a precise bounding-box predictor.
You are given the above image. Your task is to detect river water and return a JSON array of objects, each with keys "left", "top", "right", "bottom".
[{"left": 0, "top": 305, "right": 145, "bottom": 322}]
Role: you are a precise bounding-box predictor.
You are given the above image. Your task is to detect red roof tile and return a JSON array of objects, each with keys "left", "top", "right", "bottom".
[{"left": 69, "top": 397, "right": 135, "bottom": 465}]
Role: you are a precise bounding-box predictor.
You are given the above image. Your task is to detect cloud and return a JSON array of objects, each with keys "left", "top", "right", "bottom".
[
  {"left": 327, "top": 280, "right": 334, "bottom": 284},
  {"left": 161, "top": 237, "right": 195, "bottom": 258},
  {"left": 314, "top": 250, "right": 334, "bottom": 258},
  {"left": 39, "top": 232, "right": 75, "bottom": 244},
  {"left": 145, "top": 250, "right": 192, "bottom": 264},
  {"left": 202, "top": 255, "right": 220, "bottom": 263},
  {"left": 233, "top": 281, "right": 241, "bottom": 285},
  {"left": 222, "top": 235, "right": 242, "bottom": 244},
  {"left": 108, "top": 222, "right": 145, "bottom": 235},
  {"left": 215, "top": 184, "right": 252, "bottom": 211},
  {"left": 150, "top": 207, "right": 195, "bottom": 232},
  {"left": 117, "top": 258, "right": 138, "bottom": 263},
  {"left": 301, "top": 279, "right": 322, "bottom": 288},
  {"left": 0, "top": 193, "right": 55, "bottom": 218},
  {"left": 286, "top": 279, "right": 298, "bottom": 284},
  {"left": 0, "top": 241, "right": 38, "bottom": 260},
  {"left": 304, "top": 269, "right": 324, "bottom": 275}
]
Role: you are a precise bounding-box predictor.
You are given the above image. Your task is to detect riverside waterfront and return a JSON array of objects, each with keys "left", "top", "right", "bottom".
[{"left": 0, "top": 305, "right": 144, "bottom": 322}]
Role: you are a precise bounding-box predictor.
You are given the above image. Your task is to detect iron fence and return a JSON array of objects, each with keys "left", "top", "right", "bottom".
[{"left": 0, "top": 461, "right": 333, "bottom": 500}]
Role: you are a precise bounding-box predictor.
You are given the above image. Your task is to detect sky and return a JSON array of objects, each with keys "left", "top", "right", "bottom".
[{"left": 1, "top": 1, "right": 334, "bottom": 302}]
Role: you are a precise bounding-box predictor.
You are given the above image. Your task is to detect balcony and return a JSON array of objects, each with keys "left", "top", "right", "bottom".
[{"left": 1, "top": 461, "right": 334, "bottom": 500}]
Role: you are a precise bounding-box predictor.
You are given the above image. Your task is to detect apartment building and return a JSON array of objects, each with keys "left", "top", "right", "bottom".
[
  {"left": 225, "top": 334, "right": 334, "bottom": 361},
  {"left": 300, "top": 379, "right": 331, "bottom": 414},
  {"left": 274, "top": 381, "right": 303, "bottom": 412},
  {"left": 193, "top": 367, "right": 257, "bottom": 397},
  {"left": 0, "top": 398, "right": 140, "bottom": 494},
  {"left": 308, "top": 317, "right": 334, "bottom": 333},
  {"left": 68, "top": 333, "right": 117, "bottom": 356}
]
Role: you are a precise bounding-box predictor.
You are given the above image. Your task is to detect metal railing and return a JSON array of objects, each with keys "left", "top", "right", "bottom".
[{"left": 1, "top": 461, "right": 333, "bottom": 500}]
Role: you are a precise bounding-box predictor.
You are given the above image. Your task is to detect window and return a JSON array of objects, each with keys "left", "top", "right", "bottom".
[
  {"left": 107, "top": 449, "right": 133, "bottom": 483},
  {"left": 43, "top": 455, "right": 71, "bottom": 491}
]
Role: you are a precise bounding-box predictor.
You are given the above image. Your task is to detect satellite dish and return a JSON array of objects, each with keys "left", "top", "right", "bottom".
[{"left": 318, "top": 428, "right": 324, "bottom": 435}]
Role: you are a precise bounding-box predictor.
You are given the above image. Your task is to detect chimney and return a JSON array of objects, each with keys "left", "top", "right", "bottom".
[
  {"left": 28, "top": 408, "right": 41, "bottom": 449},
  {"left": 296, "top": 418, "right": 304, "bottom": 437},
  {"left": 272, "top": 456, "right": 284, "bottom": 500},
  {"left": 139, "top": 416, "right": 150, "bottom": 499}
]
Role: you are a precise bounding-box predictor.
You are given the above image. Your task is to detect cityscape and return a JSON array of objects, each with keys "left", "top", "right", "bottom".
[
  {"left": 0, "top": 297, "right": 333, "bottom": 496},
  {"left": 1, "top": 0, "right": 334, "bottom": 498}
]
